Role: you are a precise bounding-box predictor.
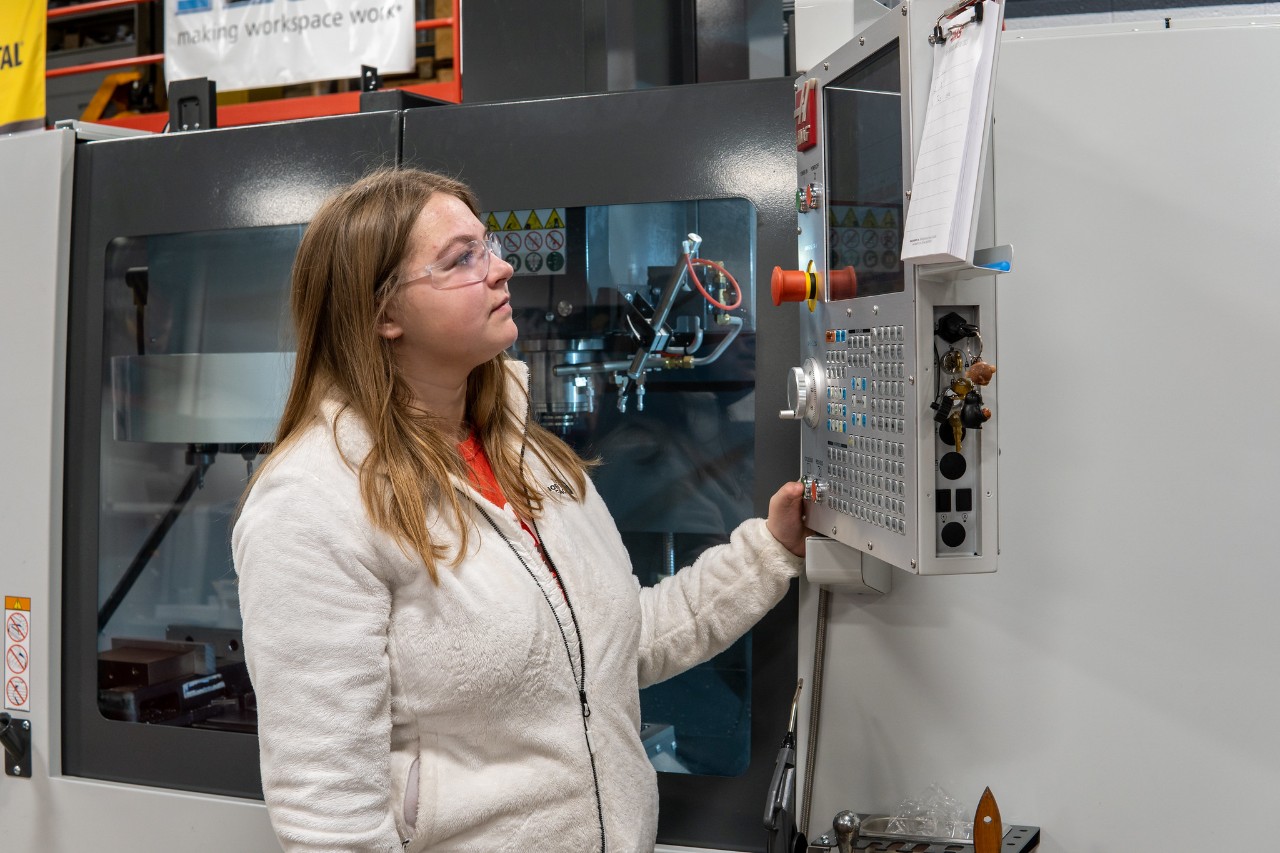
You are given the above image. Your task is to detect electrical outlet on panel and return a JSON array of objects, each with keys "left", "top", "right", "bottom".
[{"left": 804, "top": 535, "right": 892, "bottom": 594}]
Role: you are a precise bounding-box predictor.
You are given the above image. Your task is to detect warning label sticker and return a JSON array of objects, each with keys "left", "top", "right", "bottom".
[
  {"left": 827, "top": 203, "right": 904, "bottom": 276},
  {"left": 4, "top": 596, "right": 31, "bottom": 712},
  {"left": 484, "top": 209, "right": 567, "bottom": 278}
]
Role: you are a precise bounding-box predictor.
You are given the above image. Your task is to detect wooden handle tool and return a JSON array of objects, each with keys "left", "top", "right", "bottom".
[{"left": 972, "top": 787, "right": 1003, "bottom": 853}]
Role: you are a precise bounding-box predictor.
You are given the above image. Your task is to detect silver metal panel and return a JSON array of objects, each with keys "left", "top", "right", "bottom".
[
  {"left": 0, "top": 125, "right": 283, "bottom": 852},
  {"left": 800, "top": 19, "right": 1280, "bottom": 851}
]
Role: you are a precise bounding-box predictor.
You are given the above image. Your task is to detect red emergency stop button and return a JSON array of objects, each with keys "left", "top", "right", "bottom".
[{"left": 772, "top": 266, "right": 817, "bottom": 306}]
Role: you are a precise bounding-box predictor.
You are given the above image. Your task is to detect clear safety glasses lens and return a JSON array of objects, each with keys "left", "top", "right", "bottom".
[{"left": 426, "top": 233, "right": 505, "bottom": 290}]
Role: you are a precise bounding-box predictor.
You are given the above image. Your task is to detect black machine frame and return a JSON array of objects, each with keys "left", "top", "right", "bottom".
[
  {"left": 63, "top": 78, "right": 798, "bottom": 850},
  {"left": 63, "top": 111, "right": 404, "bottom": 798}
]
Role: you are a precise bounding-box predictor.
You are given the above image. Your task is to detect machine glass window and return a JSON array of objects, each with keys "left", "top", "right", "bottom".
[
  {"left": 823, "top": 40, "right": 905, "bottom": 298},
  {"left": 92, "top": 197, "right": 759, "bottom": 778},
  {"left": 510, "top": 197, "right": 759, "bottom": 776},
  {"left": 97, "top": 225, "right": 301, "bottom": 732}
]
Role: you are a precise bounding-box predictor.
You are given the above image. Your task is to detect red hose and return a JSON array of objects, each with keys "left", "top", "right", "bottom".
[{"left": 684, "top": 257, "right": 743, "bottom": 312}]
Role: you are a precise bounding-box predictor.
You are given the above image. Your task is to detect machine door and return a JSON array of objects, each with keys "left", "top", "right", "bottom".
[
  {"left": 402, "top": 77, "right": 798, "bottom": 850},
  {"left": 63, "top": 112, "right": 401, "bottom": 797}
]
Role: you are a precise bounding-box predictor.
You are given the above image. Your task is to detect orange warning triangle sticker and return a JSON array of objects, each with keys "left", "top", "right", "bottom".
[
  {"left": 524, "top": 209, "right": 544, "bottom": 230},
  {"left": 502, "top": 212, "right": 522, "bottom": 231},
  {"left": 861, "top": 211, "right": 878, "bottom": 228},
  {"left": 545, "top": 209, "right": 565, "bottom": 229},
  {"left": 841, "top": 208, "right": 857, "bottom": 228},
  {"left": 485, "top": 213, "right": 501, "bottom": 231}
]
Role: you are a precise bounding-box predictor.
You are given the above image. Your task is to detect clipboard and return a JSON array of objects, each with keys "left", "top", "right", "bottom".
[{"left": 901, "top": 0, "right": 1005, "bottom": 268}]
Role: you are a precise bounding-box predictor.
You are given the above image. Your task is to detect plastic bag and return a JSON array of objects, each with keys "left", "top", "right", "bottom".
[{"left": 884, "top": 783, "right": 972, "bottom": 841}]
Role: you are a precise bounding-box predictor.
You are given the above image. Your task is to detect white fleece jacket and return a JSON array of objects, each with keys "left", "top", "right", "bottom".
[{"left": 233, "top": 362, "right": 802, "bottom": 853}]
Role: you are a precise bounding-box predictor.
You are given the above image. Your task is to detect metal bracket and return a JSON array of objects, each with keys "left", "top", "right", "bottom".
[
  {"left": 167, "top": 77, "right": 218, "bottom": 132},
  {"left": 0, "top": 713, "right": 32, "bottom": 778}
]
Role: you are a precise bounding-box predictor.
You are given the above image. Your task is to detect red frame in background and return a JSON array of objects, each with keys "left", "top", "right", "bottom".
[{"left": 46, "top": 0, "right": 462, "bottom": 130}]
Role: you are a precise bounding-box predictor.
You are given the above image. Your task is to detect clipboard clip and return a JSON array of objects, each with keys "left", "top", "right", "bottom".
[{"left": 930, "top": 0, "right": 984, "bottom": 44}]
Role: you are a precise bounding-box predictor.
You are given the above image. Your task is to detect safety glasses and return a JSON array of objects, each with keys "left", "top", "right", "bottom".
[{"left": 402, "top": 232, "right": 505, "bottom": 290}]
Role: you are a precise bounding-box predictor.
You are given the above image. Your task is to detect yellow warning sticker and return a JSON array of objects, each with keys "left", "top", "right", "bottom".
[
  {"left": 544, "top": 209, "right": 565, "bottom": 229},
  {"left": 861, "top": 211, "right": 878, "bottom": 228},
  {"left": 502, "top": 212, "right": 522, "bottom": 231},
  {"left": 882, "top": 211, "right": 896, "bottom": 228},
  {"left": 841, "top": 208, "right": 857, "bottom": 228},
  {"left": 485, "top": 213, "right": 501, "bottom": 231},
  {"left": 524, "top": 209, "right": 543, "bottom": 230}
]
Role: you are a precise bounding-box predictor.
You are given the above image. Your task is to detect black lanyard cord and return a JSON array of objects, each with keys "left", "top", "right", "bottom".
[{"left": 473, "top": 503, "right": 606, "bottom": 852}]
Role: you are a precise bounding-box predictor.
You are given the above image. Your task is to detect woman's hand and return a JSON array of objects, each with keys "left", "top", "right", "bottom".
[{"left": 766, "top": 481, "right": 809, "bottom": 558}]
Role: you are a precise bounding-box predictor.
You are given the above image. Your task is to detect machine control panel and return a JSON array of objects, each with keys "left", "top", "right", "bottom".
[{"left": 778, "top": 0, "right": 1000, "bottom": 575}]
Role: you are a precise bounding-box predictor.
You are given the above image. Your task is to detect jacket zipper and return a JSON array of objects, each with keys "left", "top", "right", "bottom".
[{"left": 475, "top": 506, "right": 607, "bottom": 853}]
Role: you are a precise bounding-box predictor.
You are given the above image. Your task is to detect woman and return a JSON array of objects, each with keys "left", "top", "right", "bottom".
[{"left": 234, "top": 168, "right": 807, "bottom": 853}]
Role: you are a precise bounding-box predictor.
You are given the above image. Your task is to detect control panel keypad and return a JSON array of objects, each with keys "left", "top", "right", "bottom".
[{"left": 818, "top": 324, "right": 909, "bottom": 535}]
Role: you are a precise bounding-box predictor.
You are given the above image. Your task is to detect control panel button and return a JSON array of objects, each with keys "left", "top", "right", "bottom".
[{"left": 771, "top": 266, "right": 816, "bottom": 306}]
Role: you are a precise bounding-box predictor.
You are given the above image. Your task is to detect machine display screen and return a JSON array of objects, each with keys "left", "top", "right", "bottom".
[{"left": 823, "top": 40, "right": 905, "bottom": 298}]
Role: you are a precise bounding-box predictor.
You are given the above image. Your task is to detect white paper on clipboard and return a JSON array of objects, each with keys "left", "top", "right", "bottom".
[{"left": 901, "top": 0, "right": 1004, "bottom": 264}]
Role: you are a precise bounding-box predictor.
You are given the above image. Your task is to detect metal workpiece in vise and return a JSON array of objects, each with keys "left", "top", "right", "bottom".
[{"left": 0, "top": 712, "right": 32, "bottom": 778}]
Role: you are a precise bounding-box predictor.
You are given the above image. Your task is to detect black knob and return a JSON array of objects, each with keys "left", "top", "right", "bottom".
[
  {"left": 941, "top": 522, "right": 967, "bottom": 547},
  {"left": 938, "top": 452, "right": 967, "bottom": 480}
]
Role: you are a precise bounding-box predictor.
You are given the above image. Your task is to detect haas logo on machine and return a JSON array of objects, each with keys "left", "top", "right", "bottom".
[{"left": 794, "top": 78, "right": 818, "bottom": 152}]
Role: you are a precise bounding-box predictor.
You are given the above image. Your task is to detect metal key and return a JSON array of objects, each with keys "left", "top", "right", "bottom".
[{"left": 949, "top": 410, "right": 964, "bottom": 453}]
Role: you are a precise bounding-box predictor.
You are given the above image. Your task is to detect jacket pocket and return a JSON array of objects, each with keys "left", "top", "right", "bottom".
[
  {"left": 403, "top": 756, "right": 421, "bottom": 831},
  {"left": 399, "top": 738, "right": 439, "bottom": 852}
]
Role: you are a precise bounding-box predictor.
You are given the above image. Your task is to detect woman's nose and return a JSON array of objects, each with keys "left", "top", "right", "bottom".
[{"left": 490, "top": 251, "right": 516, "bottom": 282}]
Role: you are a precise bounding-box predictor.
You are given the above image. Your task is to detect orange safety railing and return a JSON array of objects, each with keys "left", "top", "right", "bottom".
[
  {"left": 46, "top": 0, "right": 461, "bottom": 129},
  {"left": 47, "top": 0, "right": 154, "bottom": 19}
]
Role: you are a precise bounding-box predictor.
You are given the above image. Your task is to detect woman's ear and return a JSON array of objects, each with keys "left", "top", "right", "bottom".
[{"left": 377, "top": 303, "right": 403, "bottom": 341}]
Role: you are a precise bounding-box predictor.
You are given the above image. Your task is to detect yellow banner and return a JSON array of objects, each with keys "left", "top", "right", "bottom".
[{"left": 0, "top": 0, "right": 46, "bottom": 134}]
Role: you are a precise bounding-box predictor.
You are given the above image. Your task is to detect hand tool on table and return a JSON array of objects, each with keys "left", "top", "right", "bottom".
[{"left": 972, "top": 787, "right": 1003, "bottom": 853}]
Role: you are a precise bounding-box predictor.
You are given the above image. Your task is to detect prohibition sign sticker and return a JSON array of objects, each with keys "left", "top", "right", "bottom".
[
  {"left": 502, "top": 232, "right": 522, "bottom": 254},
  {"left": 6, "top": 612, "right": 28, "bottom": 643},
  {"left": 5, "top": 676, "right": 27, "bottom": 708},
  {"left": 546, "top": 230, "right": 565, "bottom": 251},
  {"left": 524, "top": 232, "right": 544, "bottom": 252},
  {"left": 4, "top": 596, "right": 31, "bottom": 712}
]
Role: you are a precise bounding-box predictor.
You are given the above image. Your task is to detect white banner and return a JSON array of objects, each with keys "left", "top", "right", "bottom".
[{"left": 164, "top": 0, "right": 414, "bottom": 93}]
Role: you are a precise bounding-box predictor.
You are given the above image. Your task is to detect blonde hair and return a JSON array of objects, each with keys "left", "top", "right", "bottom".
[{"left": 252, "top": 168, "right": 592, "bottom": 581}]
